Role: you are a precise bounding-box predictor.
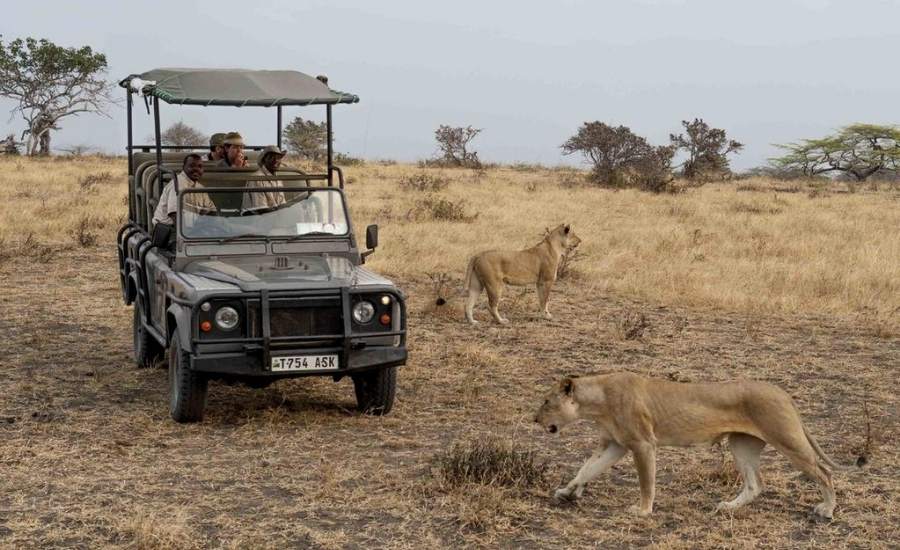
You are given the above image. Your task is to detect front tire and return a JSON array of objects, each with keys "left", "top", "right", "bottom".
[
  {"left": 352, "top": 367, "right": 396, "bottom": 415},
  {"left": 133, "top": 300, "right": 163, "bottom": 368},
  {"left": 167, "top": 331, "right": 208, "bottom": 423}
]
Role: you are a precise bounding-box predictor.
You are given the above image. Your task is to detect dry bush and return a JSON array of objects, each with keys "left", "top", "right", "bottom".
[
  {"left": 18, "top": 232, "right": 59, "bottom": 263},
  {"left": 399, "top": 172, "right": 450, "bottom": 192},
  {"left": 434, "top": 437, "right": 548, "bottom": 489},
  {"left": 75, "top": 215, "right": 102, "bottom": 248},
  {"left": 407, "top": 195, "right": 478, "bottom": 222},
  {"left": 617, "top": 310, "right": 650, "bottom": 340},
  {"left": 556, "top": 247, "right": 585, "bottom": 280}
]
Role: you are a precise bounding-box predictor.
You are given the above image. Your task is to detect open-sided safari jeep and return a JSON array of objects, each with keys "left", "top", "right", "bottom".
[{"left": 116, "top": 69, "right": 407, "bottom": 423}]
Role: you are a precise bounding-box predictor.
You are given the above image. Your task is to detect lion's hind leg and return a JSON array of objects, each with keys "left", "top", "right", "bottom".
[
  {"left": 717, "top": 433, "right": 766, "bottom": 512},
  {"left": 465, "top": 270, "right": 483, "bottom": 324},
  {"left": 767, "top": 430, "right": 836, "bottom": 518},
  {"left": 486, "top": 282, "right": 508, "bottom": 324}
]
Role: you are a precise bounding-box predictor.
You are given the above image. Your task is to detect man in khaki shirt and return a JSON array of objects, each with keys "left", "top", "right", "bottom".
[
  {"left": 244, "top": 145, "right": 288, "bottom": 209},
  {"left": 152, "top": 154, "right": 215, "bottom": 227}
]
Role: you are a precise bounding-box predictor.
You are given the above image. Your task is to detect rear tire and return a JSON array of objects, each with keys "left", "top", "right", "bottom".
[
  {"left": 133, "top": 300, "right": 163, "bottom": 369},
  {"left": 168, "top": 331, "right": 208, "bottom": 423},
  {"left": 352, "top": 367, "right": 396, "bottom": 415}
]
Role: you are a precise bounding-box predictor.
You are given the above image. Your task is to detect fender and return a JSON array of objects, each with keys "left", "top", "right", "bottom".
[
  {"left": 126, "top": 271, "right": 140, "bottom": 305},
  {"left": 166, "top": 302, "right": 193, "bottom": 352}
]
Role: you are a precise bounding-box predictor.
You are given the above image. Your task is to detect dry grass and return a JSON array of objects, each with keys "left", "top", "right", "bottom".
[{"left": 0, "top": 156, "right": 898, "bottom": 548}]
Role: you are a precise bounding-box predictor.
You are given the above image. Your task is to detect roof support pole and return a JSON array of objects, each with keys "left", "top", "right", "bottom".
[
  {"left": 277, "top": 105, "right": 283, "bottom": 149},
  {"left": 326, "top": 104, "right": 333, "bottom": 186},
  {"left": 126, "top": 90, "right": 134, "bottom": 176},
  {"left": 153, "top": 97, "right": 162, "bottom": 169}
]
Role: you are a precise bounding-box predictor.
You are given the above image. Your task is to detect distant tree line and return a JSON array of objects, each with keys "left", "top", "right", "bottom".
[
  {"left": 560, "top": 118, "right": 743, "bottom": 192},
  {"left": 3, "top": 35, "right": 897, "bottom": 190}
]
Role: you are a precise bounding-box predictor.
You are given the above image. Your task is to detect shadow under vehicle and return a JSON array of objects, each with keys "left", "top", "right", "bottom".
[{"left": 116, "top": 69, "right": 406, "bottom": 422}]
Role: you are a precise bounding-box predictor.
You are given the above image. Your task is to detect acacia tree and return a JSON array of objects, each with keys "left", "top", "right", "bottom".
[
  {"left": 434, "top": 125, "right": 482, "bottom": 167},
  {"left": 669, "top": 118, "right": 743, "bottom": 180},
  {"left": 561, "top": 122, "right": 669, "bottom": 186},
  {"left": 160, "top": 121, "right": 206, "bottom": 150},
  {"left": 0, "top": 36, "right": 113, "bottom": 156},
  {"left": 282, "top": 116, "right": 328, "bottom": 161},
  {"left": 771, "top": 124, "right": 900, "bottom": 181}
]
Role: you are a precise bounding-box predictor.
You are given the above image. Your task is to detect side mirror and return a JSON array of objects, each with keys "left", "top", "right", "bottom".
[
  {"left": 366, "top": 224, "right": 379, "bottom": 249},
  {"left": 361, "top": 224, "right": 378, "bottom": 263}
]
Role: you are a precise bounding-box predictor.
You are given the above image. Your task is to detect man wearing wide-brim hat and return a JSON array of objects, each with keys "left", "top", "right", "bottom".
[
  {"left": 207, "top": 132, "right": 226, "bottom": 162},
  {"left": 217, "top": 131, "right": 248, "bottom": 167},
  {"left": 244, "top": 145, "right": 288, "bottom": 209}
]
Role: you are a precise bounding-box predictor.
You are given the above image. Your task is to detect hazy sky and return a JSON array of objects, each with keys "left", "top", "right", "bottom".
[{"left": 3, "top": 0, "right": 899, "bottom": 169}]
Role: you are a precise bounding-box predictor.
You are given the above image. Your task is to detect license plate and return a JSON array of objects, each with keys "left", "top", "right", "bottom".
[{"left": 271, "top": 354, "right": 339, "bottom": 372}]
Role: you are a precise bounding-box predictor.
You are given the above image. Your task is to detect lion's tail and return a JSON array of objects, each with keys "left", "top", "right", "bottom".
[{"left": 802, "top": 423, "right": 868, "bottom": 472}]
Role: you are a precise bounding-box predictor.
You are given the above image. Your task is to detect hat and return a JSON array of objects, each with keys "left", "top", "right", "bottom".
[
  {"left": 209, "top": 132, "right": 226, "bottom": 147},
  {"left": 222, "top": 131, "right": 245, "bottom": 147},
  {"left": 258, "top": 145, "right": 287, "bottom": 164}
]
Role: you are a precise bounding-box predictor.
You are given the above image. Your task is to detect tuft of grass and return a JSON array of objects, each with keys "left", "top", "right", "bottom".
[
  {"left": 730, "top": 200, "right": 783, "bottom": 215},
  {"left": 78, "top": 171, "right": 113, "bottom": 190},
  {"left": 434, "top": 437, "right": 548, "bottom": 489},
  {"left": 408, "top": 195, "right": 478, "bottom": 222},
  {"left": 399, "top": 172, "right": 450, "bottom": 192},
  {"left": 617, "top": 310, "right": 650, "bottom": 340}
]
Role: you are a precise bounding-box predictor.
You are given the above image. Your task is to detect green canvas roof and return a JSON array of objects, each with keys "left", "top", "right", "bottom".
[{"left": 122, "top": 68, "right": 359, "bottom": 107}]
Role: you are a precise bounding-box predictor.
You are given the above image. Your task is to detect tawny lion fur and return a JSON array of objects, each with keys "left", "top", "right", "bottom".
[
  {"left": 464, "top": 223, "right": 581, "bottom": 324},
  {"left": 534, "top": 372, "right": 865, "bottom": 519}
]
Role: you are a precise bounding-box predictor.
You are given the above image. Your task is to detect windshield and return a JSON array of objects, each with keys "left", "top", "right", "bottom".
[{"left": 179, "top": 187, "right": 349, "bottom": 240}]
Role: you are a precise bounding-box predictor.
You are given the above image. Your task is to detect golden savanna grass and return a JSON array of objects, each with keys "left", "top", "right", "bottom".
[
  {"left": 0, "top": 155, "right": 898, "bottom": 548},
  {"left": 3, "top": 156, "right": 898, "bottom": 324}
]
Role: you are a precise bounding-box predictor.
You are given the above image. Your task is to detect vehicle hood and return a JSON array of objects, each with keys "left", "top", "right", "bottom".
[{"left": 183, "top": 255, "right": 392, "bottom": 291}]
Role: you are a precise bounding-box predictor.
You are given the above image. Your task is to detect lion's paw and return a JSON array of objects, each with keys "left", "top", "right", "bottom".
[
  {"left": 628, "top": 504, "right": 652, "bottom": 517},
  {"left": 813, "top": 503, "right": 834, "bottom": 520},
  {"left": 554, "top": 487, "right": 577, "bottom": 502}
]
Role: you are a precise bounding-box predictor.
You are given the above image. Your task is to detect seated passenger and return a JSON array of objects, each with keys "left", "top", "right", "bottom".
[
  {"left": 152, "top": 154, "right": 215, "bottom": 227},
  {"left": 243, "top": 145, "right": 287, "bottom": 209},
  {"left": 206, "top": 132, "right": 225, "bottom": 162},
  {"left": 216, "top": 131, "right": 248, "bottom": 167}
]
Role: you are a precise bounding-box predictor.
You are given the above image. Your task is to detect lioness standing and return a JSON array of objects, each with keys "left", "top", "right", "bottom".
[
  {"left": 464, "top": 224, "right": 580, "bottom": 324},
  {"left": 534, "top": 372, "right": 865, "bottom": 519}
]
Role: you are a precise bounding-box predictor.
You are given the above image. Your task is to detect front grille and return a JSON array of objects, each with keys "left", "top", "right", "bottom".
[
  {"left": 270, "top": 306, "right": 342, "bottom": 337},
  {"left": 248, "top": 296, "right": 343, "bottom": 346}
]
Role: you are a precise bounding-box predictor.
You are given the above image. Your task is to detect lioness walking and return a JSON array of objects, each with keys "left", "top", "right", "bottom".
[
  {"left": 534, "top": 372, "right": 866, "bottom": 518},
  {"left": 464, "top": 224, "right": 580, "bottom": 324}
]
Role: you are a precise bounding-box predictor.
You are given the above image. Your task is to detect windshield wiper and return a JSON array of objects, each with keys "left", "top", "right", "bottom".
[
  {"left": 284, "top": 231, "right": 338, "bottom": 241},
  {"left": 218, "top": 233, "right": 272, "bottom": 244}
]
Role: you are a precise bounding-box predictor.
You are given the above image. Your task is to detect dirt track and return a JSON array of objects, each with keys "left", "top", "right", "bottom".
[{"left": 1, "top": 247, "right": 898, "bottom": 548}]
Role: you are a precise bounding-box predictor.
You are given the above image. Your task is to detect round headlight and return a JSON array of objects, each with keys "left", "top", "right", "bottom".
[
  {"left": 214, "top": 306, "right": 240, "bottom": 331},
  {"left": 352, "top": 301, "right": 375, "bottom": 324}
]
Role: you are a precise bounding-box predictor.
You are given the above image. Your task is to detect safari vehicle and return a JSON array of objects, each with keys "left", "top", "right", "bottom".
[{"left": 115, "top": 69, "right": 407, "bottom": 422}]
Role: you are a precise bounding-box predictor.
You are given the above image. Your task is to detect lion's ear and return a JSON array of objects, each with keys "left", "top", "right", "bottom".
[
  {"left": 560, "top": 376, "right": 575, "bottom": 395},
  {"left": 564, "top": 224, "right": 570, "bottom": 234}
]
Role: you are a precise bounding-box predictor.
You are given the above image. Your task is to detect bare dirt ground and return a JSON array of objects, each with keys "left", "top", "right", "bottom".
[{"left": 1, "top": 245, "right": 897, "bottom": 548}]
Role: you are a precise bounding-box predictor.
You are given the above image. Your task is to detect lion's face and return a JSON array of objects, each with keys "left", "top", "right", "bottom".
[
  {"left": 551, "top": 224, "right": 581, "bottom": 251},
  {"left": 534, "top": 377, "right": 580, "bottom": 434}
]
